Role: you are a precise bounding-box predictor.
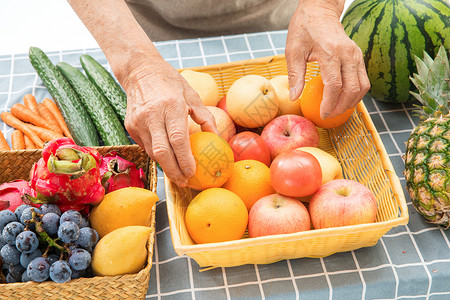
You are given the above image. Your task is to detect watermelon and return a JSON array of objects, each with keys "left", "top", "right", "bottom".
[{"left": 342, "top": 0, "right": 450, "bottom": 103}]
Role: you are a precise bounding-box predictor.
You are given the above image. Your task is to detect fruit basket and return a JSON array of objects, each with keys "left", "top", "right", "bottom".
[
  {"left": 0, "top": 144, "right": 157, "bottom": 299},
  {"left": 165, "top": 55, "right": 409, "bottom": 268}
]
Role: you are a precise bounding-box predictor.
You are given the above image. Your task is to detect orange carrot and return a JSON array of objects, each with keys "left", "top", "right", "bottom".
[
  {"left": 42, "top": 98, "right": 73, "bottom": 139},
  {"left": 0, "top": 112, "right": 44, "bottom": 148},
  {"left": 0, "top": 130, "right": 10, "bottom": 150},
  {"left": 28, "top": 125, "right": 64, "bottom": 142},
  {"left": 11, "top": 103, "right": 54, "bottom": 131},
  {"left": 37, "top": 103, "right": 63, "bottom": 135},
  {"left": 24, "top": 135, "right": 35, "bottom": 150},
  {"left": 11, "top": 130, "right": 25, "bottom": 150},
  {"left": 23, "top": 94, "right": 40, "bottom": 116}
]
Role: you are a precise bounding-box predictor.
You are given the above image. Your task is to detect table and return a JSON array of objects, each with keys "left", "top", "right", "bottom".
[{"left": 1, "top": 30, "right": 449, "bottom": 300}]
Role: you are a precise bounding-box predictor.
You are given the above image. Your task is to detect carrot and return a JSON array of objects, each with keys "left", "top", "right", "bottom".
[
  {"left": 0, "top": 130, "right": 10, "bottom": 150},
  {"left": 42, "top": 98, "right": 73, "bottom": 139},
  {"left": 23, "top": 94, "right": 40, "bottom": 116},
  {"left": 0, "top": 112, "right": 44, "bottom": 148},
  {"left": 24, "top": 135, "right": 35, "bottom": 149},
  {"left": 37, "top": 103, "right": 63, "bottom": 135},
  {"left": 28, "top": 125, "right": 64, "bottom": 142},
  {"left": 11, "top": 130, "right": 25, "bottom": 150},
  {"left": 11, "top": 103, "right": 54, "bottom": 131}
]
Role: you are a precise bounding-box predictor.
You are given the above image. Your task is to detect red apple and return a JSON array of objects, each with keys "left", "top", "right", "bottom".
[
  {"left": 248, "top": 194, "right": 311, "bottom": 238},
  {"left": 261, "top": 115, "right": 319, "bottom": 160},
  {"left": 229, "top": 131, "right": 271, "bottom": 166},
  {"left": 188, "top": 106, "right": 236, "bottom": 141},
  {"left": 309, "top": 179, "right": 378, "bottom": 229},
  {"left": 217, "top": 95, "right": 227, "bottom": 112}
]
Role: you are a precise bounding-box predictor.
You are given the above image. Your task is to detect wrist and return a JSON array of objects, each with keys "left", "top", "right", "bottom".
[{"left": 296, "top": 0, "right": 345, "bottom": 18}]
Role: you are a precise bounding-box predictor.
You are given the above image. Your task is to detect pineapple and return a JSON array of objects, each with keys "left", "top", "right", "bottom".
[{"left": 404, "top": 45, "right": 450, "bottom": 228}]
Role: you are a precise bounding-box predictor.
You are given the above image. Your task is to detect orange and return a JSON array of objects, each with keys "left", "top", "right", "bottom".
[
  {"left": 222, "top": 159, "right": 275, "bottom": 211},
  {"left": 188, "top": 132, "right": 234, "bottom": 190},
  {"left": 185, "top": 188, "right": 248, "bottom": 244},
  {"left": 300, "top": 75, "right": 354, "bottom": 129}
]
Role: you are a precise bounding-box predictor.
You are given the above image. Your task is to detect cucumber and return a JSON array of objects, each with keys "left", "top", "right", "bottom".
[
  {"left": 28, "top": 47, "right": 100, "bottom": 146},
  {"left": 56, "top": 62, "right": 130, "bottom": 146},
  {"left": 80, "top": 54, "right": 127, "bottom": 123}
]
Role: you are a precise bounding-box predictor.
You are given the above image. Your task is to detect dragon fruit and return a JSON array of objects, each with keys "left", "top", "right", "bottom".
[
  {"left": 0, "top": 180, "right": 35, "bottom": 212},
  {"left": 99, "top": 152, "right": 146, "bottom": 193},
  {"left": 29, "top": 138, "right": 105, "bottom": 213}
]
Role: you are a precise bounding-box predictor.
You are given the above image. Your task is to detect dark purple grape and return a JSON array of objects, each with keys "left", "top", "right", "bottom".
[
  {"left": 21, "top": 270, "right": 31, "bottom": 282},
  {"left": 79, "top": 216, "right": 90, "bottom": 228},
  {"left": 70, "top": 268, "right": 85, "bottom": 279},
  {"left": 20, "top": 249, "right": 42, "bottom": 268},
  {"left": 57, "top": 221, "right": 80, "bottom": 243},
  {"left": 68, "top": 248, "right": 91, "bottom": 271},
  {"left": 0, "top": 210, "right": 17, "bottom": 231},
  {"left": 14, "top": 204, "right": 31, "bottom": 220},
  {"left": 9, "top": 264, "right": 25, "bottom": 281},
  {"left": 47, "top": 254, "right": 59, "bottom": 266},
  {"left": 15, "top": 231, "right": 39, "bottom": 253},
  {"left": 0, "top": 234, "right": 6, "bottom": 249},
  {"left": 60, "top": 210, "right": 82, "bottom": 226},
  {"left": 1, "top": 244, "right": 20, "bottom": 265},
  {"left": 49, "top": 260, "right": 72, "bottom": 283},
  {"left": 42, "top": 213, "right": 60, "bottom": 236},
  {"left": 39, "top": 204, "right": 61, "bottom": 216},
  {"left": 2, "top": 222, "right": 24, "bottom": 245},
  {"left": 6, "top": 273, "right": 18, "bottom": 283},
  {"left": 26, "top": 257, "right": 50, "bottom": 282},
  {"left": 20, "top": 207, "right": 42, "bottom": 226},
  {"left": 76, "top": 227, "right": 99, "bottom": 249}
]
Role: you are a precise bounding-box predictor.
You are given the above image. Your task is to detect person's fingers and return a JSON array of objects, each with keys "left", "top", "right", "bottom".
[
  {"left": 165, "top": 104, "right": 196, "bottom": 179},
  {"left": 148, "top": 114, "right": 188, "bottom": 187},
  {"left": 286, "top": 47, "right": 307, "bottom": 102},
  {"left": 351, "top": 61, "right": 371, "bottom": 108},
  {"left": 318, "top": 59, "right": 342, "bottom": 119},
  {"left": 331, "top": 63, "right": 360, "bottom": 118},
  {"left": 185, "top": 86, "right": 219, "bottom": 135}
]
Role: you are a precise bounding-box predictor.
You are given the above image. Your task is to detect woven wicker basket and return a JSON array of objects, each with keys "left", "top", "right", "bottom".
[
  {"left": 165, "top": 55, "right": 409, "bottom": 268},
  {"left": 0, "top": 144, "right": 156, "bottom": 299}
]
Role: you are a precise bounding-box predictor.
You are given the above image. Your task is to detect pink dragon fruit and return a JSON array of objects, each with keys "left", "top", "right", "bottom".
[
  {"left": 29, "top": 137, "right": 105, "bottom": 213},
  {"left": 0, "top": 180, "right": 36, "bottom": 212},
  {"left": 99, "top": 152, "right": 146, "bottom": 193}
]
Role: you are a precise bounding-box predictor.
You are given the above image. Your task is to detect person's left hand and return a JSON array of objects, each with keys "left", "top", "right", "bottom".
[{"left": 285, "top": 1, "right": 370, "bottom": 119}]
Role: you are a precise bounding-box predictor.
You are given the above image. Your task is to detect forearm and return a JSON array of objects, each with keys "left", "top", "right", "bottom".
[{"left": 68, "top": 0, "right": 163, "bottom": 87}]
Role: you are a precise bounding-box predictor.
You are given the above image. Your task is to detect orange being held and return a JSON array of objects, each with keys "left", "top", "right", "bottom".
[
  {"left": 185, "top": 188, "right": 248, "bottom": 244},
  {"left": 300, "top": 75, "right": 354, "bottom": 129},
  {"left": 222, "top": 159, "right": 275, "bottom": 211},
  {"left": 187, "top": 132, "right": 234, "bottom": 190}
]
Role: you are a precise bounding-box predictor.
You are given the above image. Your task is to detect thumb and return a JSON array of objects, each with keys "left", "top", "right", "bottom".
[{"left": 287, "top": 54, "right": 307, "bottom": 102}]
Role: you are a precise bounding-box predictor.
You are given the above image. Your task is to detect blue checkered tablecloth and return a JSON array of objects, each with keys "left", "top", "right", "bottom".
[{"left": 1, "top": 30, "right": 449, "bottom": 300}]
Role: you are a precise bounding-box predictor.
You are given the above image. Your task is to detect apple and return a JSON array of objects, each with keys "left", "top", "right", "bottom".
[
  {"left": 217, "top": 95, "right": 227, "bottom": 112},
  {"left": 309, "top": 179, "right": 378, "bottom": 229},
  {"left": 226, "top": 75, "right": 279, "bottom": 128},
  {"left": 181, "top": 70, "right": 220, "bottom": 106},
  {"left": 296, "top": 147, "right": 343, "bottom": 185},
  {"left": 188, "top": 106, "right": 236, "bottom": 141},
  {"left": 269, "top": 75, "right": 302, "bottom": 116},
  {"left": 261, "top": 114, "right": 319, "bottom": 159},
  {"left": 248, "top": 194, "right": 311, "bottom": 238}
]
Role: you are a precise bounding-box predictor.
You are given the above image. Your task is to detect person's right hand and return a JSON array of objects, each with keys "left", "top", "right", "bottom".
[{"left": 122, "top": 59, "right": 218, "bottom": 187}]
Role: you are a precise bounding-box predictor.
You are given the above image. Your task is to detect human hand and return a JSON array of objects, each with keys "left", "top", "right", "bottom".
[
  {"left": 123, "top": 59, "right": 218, "bottom": 187},
  {"left": 286, "top": 1, "right": 370, "bottom": 119}
]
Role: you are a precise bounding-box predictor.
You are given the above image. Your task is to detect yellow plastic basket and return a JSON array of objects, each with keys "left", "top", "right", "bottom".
[
  {"left": 0, "top": 145, "right": 156, "bottom": 299},
  {"left": 165, "top": 55, "right": 409, "bottom": 268}
]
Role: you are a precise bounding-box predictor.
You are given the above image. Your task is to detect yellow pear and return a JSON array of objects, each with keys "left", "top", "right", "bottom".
[
  {"left": 181, "top": 70, "right": 220, "bottom": 106},
  {"left": 89, "top": 187, "right": 158, "bottom": 238},
  {"left": 92, "top": 226, "right": 151, "bottom": 276},
  {"left": 297, "top": 147, "right": 343, "bottom": 185},
  {"left": 269, "top": 75, "right": 302, "bottom": 116}
]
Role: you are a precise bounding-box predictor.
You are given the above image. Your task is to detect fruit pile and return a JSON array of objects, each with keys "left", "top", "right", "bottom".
[
  {"left": 180, "top": 70, "right": 378, "bottom": 244},
  {"left": 0, "top": 205, "right": 97, "bottom": 283},
  {"left": 0, "top": 137, "right": 158, "bottom": 284}
]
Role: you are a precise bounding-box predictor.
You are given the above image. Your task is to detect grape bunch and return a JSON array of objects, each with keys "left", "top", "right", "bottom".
[{"left": 0, "top": 204, "right": 99, "bottom": 284}]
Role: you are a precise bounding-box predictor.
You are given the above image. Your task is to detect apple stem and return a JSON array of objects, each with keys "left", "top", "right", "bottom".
[
  {"left": 215, "top": 171, "right": 221, "bottom": 178},
  {"left": 245, "top": 165, "right": 251, "bottom": 169},
  {"left": 336, "top": 187, "right": 351, "bottom": 197}
]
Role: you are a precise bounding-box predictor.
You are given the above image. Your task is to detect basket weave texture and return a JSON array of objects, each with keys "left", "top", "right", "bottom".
[
  {"left": 165, "top": 55, "right": 409, "bottom": 268},
  {"left": 0, "top": 144, "right": 157, "bottom": 299}
]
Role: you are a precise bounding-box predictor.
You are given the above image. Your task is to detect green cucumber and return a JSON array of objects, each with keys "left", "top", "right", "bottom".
[
  {"left": 56, "top": 62, "right": 130, "bottom": 146},
  {"left": 28, "top": 47, "right": 100, "bottom": 146},
  {"left": 80, "top": 54, "right": 127, "bottom": 123}
]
